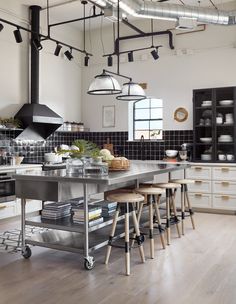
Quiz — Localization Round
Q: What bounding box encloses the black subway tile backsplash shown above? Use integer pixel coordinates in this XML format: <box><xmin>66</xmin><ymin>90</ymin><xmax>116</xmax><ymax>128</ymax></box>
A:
<box><xmin>0</xmin><ymin>129</ymin><xmax>193</xmax><ymax>164</ymax></box>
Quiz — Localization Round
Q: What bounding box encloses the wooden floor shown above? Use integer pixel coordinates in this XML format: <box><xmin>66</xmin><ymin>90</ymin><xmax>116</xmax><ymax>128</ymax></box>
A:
<box><xmin>0</xmin><ymin>212</ymin><xmax>236</xmax><ymax>304</ymax></box>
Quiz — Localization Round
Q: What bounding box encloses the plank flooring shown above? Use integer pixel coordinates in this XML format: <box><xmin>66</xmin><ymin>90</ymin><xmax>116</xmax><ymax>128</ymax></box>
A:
<box><xmin>0</xmin><ymin>213</ymin><xmax>236</xmax><ymax>304</ymax></box>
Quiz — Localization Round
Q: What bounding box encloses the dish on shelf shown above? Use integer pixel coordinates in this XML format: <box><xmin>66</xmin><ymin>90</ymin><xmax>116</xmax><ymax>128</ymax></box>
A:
<box><xmin>202</xmin><ymin>109</ymin><xmax>212</xmax><ymax>118</ymax></box>
<box><xmin>201</xmin><ymin>100</ymin><xmax>212</xmax><ymax>107</ymax></box>
<box><xmin>219</xmin><ymin>100</ymin><xmax>234</xmax><ymax>106</ymax></box>
<box><xmin>200</xmin><ymin>137</ymin><xmax>212</xmax><ymax>143</ymax></box>
<box><xmin>218</xmin><ymin>139</ymin><xmax>233</xmax><ymax>143</ymax></box>
<box><xmin>201</xmin><ymin>154</ymin><xmax>212</xmax><ymax>161</ymax></box>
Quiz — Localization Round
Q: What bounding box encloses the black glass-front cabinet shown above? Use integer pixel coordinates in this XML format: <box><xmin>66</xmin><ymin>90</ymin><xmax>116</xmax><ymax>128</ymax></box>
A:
<box><xmin>193</xmin><ymin>86</ymin><xmax>236</xmax><ymax>163</ymax></box>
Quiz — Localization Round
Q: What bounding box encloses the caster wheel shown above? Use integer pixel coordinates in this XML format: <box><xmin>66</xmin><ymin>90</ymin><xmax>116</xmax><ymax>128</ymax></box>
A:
<box><xmin>84</xmin><ymin>258</ymin><xmax>95</xmax><ymax>270</ymax></box>
<box><xmin>140</xmin><ymin>234</ymin><xmax>145</xmax><ymax>243</ymax></box>
<box><xmin>22</xmin><ymin>246</ymin><xmax>32</xmax><ymax>259</ymax></box>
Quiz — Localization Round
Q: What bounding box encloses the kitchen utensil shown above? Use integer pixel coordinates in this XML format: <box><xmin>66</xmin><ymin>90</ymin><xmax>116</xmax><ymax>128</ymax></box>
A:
<box><xmin>179</xmin><ymin>150</ymin><xmax>188</xmax><ymax>161</ymax></box>
<box><xmin>165</xmin><ymin>150</ymin><xmax>178</xmax><ymax>158</ymax></box>
<box><xmin>103</xmin><ymin>138</ymin><xmax>114</xmax><ymax>155</ymax></box>
<box><xmin>200</xmin><ymin>137</ymin><xmax>212</xmax><ymax>143</ymax></box>
<box><xmin>219</xmin><ymin>100</ymin><xmax>234</xmax><ymax>106</ymax></box>
<box><xmin>226</xmin><ymin>154</ymin><xmax>234</xmax><ymax>161</ymax></box>
<box><xmin>216</xmin><ymin>117</ymin><xmax>223</xmax><ymax>124</ymax></box>
<box><xmin>14</xmin><ymin>156</ymin><xmax>24</xmax><ymax>165</ymax></box>
<box><xmin>201</xmin><ymin>154</ymin><xmax>211</xmax><ymax>161</ymax></box>
<box><xmin>204</xmin><ymin>118</ymin><xmax>211</xmax><ymax>126</ymax></box>
<box><xmin>218</xmin><ymin>154</ymin><xmax>226</xmax><ymax>161</ymax></box>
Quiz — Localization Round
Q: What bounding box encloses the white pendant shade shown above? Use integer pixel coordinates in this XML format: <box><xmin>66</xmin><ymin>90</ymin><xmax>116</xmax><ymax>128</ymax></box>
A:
<box><xmin>87</xmin><ymin>71</ymin><xmax>122</xmax><ymax>95</ymax></box>
<box><xmin>116</xmin><ymin>81</ymin><xmax>146</xmax><ymax>101</ymax></box>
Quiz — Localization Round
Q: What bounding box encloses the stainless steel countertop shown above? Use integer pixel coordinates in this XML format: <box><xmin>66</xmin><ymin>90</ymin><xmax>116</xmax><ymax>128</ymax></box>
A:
<box><xmin>14</xmin><ymin>161</ymin><xmax>190</xmax><ymax>186</ymax></box>
<box><xmin>0</xmin><ymin>164</ymin><xmax>42</xmax><ymax>172</ymax></box>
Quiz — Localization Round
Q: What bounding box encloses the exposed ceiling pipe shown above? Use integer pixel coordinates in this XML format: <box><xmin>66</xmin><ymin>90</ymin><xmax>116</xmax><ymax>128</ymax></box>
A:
<box><xmin>100</xmin><ymin>0</ymin><xmax>236</xmax><ymax>26</ymax></box>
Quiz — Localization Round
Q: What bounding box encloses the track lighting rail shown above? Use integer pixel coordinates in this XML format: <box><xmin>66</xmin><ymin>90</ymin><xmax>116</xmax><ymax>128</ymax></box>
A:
<box><xmin>0</xmin><ymin>16</ymin><xmax>92</xmax><ymax>56</ymax></box>
<box><xmin>103</xmin><ymin>45</ymin><xmax>162</xmax><ymax>57</ymax></box>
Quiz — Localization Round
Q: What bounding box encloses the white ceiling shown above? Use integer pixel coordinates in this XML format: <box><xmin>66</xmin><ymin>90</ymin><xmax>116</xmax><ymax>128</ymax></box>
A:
<box><xmin>11</xmin><ymin>0</ymin><xmax>236</xmax><ymax>30</ymax></box>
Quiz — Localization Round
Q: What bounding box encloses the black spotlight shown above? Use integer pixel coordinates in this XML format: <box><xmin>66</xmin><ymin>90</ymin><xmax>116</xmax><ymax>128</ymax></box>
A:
<box><xmin>32</xmin><ymin>38</ymin><xmax>43</xmax><ymax>51</ymax></box>
<box><xmin>13</xmin><ymin>27</ymin><xmax>23</xmax><ymax>43</ymax></box>
<box><xmin>151</xmin><ymin>48</ymin><xmax>159</xmax><ymax>60</ymax></box>
<box><xmin>84</xmin><ymin>55</ymin><xmax>89</xmax><ymax>67</ymax></box>
<box><xmin>54</xmin><ymin>43</ymin><xmax>62</xmax><ymax>56</ymax></box>
<box><xmin>128</xmin><ymin>51</ymin><xmax>134</xmax><ymax>62</ymax></box>
<box><xmin>0</xmin><ymin>23</ymin><xmax>4</xmax><ymax>32</ymax></box>
<box><xmin>107</xmin><ymin>55</ymin><xmax>113</xmax><ymax>67</ymax></box>
<box><xmin>64</xmin><ymin>49</ymin><xmax>73</xmax><ymax>61</ymax></box>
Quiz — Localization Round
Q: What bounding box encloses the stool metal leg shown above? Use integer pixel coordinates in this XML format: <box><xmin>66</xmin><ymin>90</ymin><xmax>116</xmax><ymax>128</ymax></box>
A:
<box><xmin>105</xmin><ymin>205</ymin><xmax>120</xmax><ymax>265</ymax></box>
<box><xmin>148</xmin><ymin>196</ymin><xmax>154</xmax><ymax>259</ymax></box>
<box><xmin>153</xmin><ymin>195</ymin><xmax>166</xmax><ymax>249</ymax></box>
<box><xmin>185</xmin><ymin>185</ymin><xmax>195</xmax><ymax>230</ymax></box>
<box><xmin>125</xmin><ymin>203</ymin><xmax>130</xmax><ymax>276</ymax></box>
<box><xmin>170</xmin><ymin>190</ymin><xmax>181</xmax><ymax>238</ymax></box>
<box><xmin>131</xmin><ymin>201</ymin><xmax>144</xmax><ymax>247</ymax></box>
<box><xmin>166</xmin><ymin>189</ymin><xmax>170</xmax><ymax>245</ymax></box>
<box><xmin>131</xmin><ymin>203</ymin><xmax>145</xmax><ymax>263</ymax></box>
<box><xmin>181</xmin><ymin>184</ymin><xmax>185</xmax><ymax>235</ymax></box>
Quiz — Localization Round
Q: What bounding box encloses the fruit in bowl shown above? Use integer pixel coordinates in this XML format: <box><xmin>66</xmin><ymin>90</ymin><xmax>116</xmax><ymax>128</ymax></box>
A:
<box><xmin>165</xmin><ymin>150</ymin><xmax>178</xmax><ymax>158</ymax></box>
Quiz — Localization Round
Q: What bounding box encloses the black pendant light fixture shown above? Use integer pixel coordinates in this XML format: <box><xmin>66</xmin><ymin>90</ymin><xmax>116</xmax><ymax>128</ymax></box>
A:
<box><xmin>64</xmin><ymin>48</ymin><xmax>73</xmax><ymax>60</ymax></box>
<box><xmin>54</xmin><ymin>42</ymin><xmax>62</xmax><ymax>56</ymax></box>
<box><xmin>87</xmin><ymin>0</ymin><xmax>146</xmax><ymax>101</ymax></box>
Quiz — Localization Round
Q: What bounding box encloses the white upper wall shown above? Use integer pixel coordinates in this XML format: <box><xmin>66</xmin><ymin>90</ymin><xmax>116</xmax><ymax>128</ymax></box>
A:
<box><xmin>82</xmin><ymin>13</ymin><xmax>236</xmax><ymax>131</ymax></box>
<box><xmin>0</xmin><ymin>0</ymin><xmax>83</xmax><ymax>122</ymax></box>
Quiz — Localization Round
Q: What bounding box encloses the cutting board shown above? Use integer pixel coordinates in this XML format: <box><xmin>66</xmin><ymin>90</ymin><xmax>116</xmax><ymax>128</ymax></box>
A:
<box><xmin>103</xmin><ymin>138</ymin><xmax>114</xmax><ymax>155</ymax></box>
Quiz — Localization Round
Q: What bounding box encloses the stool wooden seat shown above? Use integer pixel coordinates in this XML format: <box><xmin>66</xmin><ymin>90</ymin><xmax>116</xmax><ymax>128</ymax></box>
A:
<box><xmin>135</xmin><ymin>187</ymin><xmax>166</xmax><ymax>258</ymax></box>
<box><xmin>153</xmin><ymin>183</ymin><xmax>181</xmax><ymax>245</ymax></box>
<box><xmin>105</xmin><ymin>192</ymin><xmax>145</xmax><ymax>276</ymax></box>
<box><xmin>170</xmin><ymin>179</ymin><xmax>195</xmax><ymax>235</ymax></box>
<box><xmin>170</xmin><ymin>179</ymin><xmax>194</xmax><ymax>185</ymax></box>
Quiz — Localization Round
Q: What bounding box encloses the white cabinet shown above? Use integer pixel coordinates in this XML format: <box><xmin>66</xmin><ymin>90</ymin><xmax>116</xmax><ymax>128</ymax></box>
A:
<box><xmin>188</xmin><ymin>164</ymin><xmax>236</xmax><ymax>212</ymax></box>
<box><xmin>0</xmin><ymin>165</ymin><xmax>42</xmax><ymax>220</ymax></box>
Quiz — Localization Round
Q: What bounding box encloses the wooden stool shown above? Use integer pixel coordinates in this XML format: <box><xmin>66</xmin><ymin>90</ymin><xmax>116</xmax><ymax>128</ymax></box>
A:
<box><xmin>104</xmin><ymin>192</ymin><xmax>145</xmax><ymax>276</ymax></box>
<box><xmin>170</xmin><ymin>179</ymin><xmax>195</xmax><ymax>235</ymax></box>
<box><xmin>153</xmin><ymin>183</ymin><xmax>181</xmax><ymax>245</ymax></box>
<box><xmin>135</xmin><ymin>187</ymin><xmax>166</xmax><ymax>259</ymax></box>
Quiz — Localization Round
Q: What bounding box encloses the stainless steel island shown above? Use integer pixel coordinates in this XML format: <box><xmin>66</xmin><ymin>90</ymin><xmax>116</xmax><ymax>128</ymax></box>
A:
<box><xmin>14</xmin><ymin>161</ymin><xmax>190</xmax><ymax>269</ymax></box>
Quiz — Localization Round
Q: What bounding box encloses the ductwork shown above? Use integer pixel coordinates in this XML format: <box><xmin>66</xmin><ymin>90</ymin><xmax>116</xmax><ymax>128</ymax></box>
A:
<box><xmin>101</xmin><ymin>0</ymin><xmax>236</xmax><ymax>26</ymax></box>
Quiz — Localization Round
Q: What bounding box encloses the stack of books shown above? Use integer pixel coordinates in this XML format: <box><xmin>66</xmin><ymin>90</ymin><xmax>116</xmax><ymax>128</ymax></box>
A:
<box><xmin>73</xmin><ymin>205</ymin><xmax>103</xmax><ymax>227</ymax></box>
<box><xmin>96</xmin><ymin>200</ymin><xmax>117</xmax><ymax>218</ymax></box>
<box><xmin>41</xmin><ymin>202</ymin><xmax>71</xmax><ymax>220</ymax></box>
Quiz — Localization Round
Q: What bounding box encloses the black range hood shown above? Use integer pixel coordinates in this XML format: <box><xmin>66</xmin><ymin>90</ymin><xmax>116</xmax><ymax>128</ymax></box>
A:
<box><xmin>15</xmin><ymin>6</ymin><xmax>63</xmax><ymax>141</ymax></box>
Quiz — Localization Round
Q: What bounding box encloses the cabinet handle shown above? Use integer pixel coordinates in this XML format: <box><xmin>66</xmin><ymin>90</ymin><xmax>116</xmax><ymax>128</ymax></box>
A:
<box><xmin>195</xmin><ymin>167</ymin><xmax>202</xmax><ymax>171</ymax></box>
<box><xmin>221</xmin><ymin>182</ymin><xmax>229</xmax><ymax>187</ymax></box>
<box><xmin>195</xmin><ymin>180</ymin><xmax>203</xmax><ymax>184</ymax></box>
<box><xmin>194</xmin><ymin>193</ymin><xmax>202</xmax><ymax>197</ymax></box>
<box><xmin>221</xmin><ymin>195</ymin><xmax>230</xmax><ymax>200</ymax></box>
<box><xmin>221</xmin><ymin>168</ymin><xmax>229</xmax><ymax>172</ymax></box>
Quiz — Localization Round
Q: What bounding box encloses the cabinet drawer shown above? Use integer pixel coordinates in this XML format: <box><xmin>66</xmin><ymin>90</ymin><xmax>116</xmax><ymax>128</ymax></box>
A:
<box><xmin>188</xmin><ymin>180</ymin><xmax>211</xmax><ymax>193</ymax></box>
<box><xmin>212</xmin><ymin>167</ymin><xmax>236</xmax><ymax>181</ymax></box>
<box><xmin>212</xmin><ymin>181</ymin><xmax>236</xmax><ymax>195</ymax></box>
<box><xmin>212</xmin><ymin>195</ymin><xmax>236</xmax><ymax>210</ymax></box>
<box><xmin>186</xmin><ymin>166</ymin><xmax>211</xmax><ymax>180</ymax></box>
<box><xmin>0</xmin><ymin>201</ymin><xmax>16</xmax><ymax>219</ymax></box>
<box><xmin>188</xmin><ymin>193</ymin><xmax>212</xmax><ymax>208</ymax></box>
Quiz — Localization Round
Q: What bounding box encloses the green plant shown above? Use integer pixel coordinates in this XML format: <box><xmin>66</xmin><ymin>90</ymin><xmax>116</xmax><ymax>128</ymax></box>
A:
<box><xmin>58</xmin><ymin>139</ymin><xmax>100</xmax><ymax>159</ymax></box>
<box><xmin>0</xmin><ymin>117</ymin><xmax>22</xmax><ymax>128</ymax></box>
<box><xmin>151</xmin><ymin>130</ymin><xmax>161</xmax><ymax>138</ymax></box>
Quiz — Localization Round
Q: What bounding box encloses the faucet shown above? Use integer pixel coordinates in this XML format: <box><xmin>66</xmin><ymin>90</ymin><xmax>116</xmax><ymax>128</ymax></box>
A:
<box><xmin>140</xmin><ymin>135</ymin><xmax>146</xmax><ymax>160</ymax></box>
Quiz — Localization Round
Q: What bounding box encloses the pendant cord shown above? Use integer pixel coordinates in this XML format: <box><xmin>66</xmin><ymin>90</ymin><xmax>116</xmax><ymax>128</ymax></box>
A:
<box><xmin>117</xmin><ymin>0</ymin><xmax>120</xmax><ymax>75</ymax></box>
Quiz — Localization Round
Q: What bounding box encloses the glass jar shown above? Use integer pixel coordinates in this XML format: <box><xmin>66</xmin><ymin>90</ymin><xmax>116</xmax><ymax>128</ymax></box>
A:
<box><xmin>66</xmin><ymin>158</ymin><xmax>83</xmax><ymax>175</ymax></box>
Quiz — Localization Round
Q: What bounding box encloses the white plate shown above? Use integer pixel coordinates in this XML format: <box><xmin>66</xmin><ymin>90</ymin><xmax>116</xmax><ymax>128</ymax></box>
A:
<box><xmin>200</xmin><ymin>137</ymin><xmax>212</xmax><ymax>143</ymax></box>
<box><xmin>218</xmin><ymin>139</ymin><xmax>233</xmax><ymax>143</ymax></box>
<box><xmin>219</xmin><ymin>100</ymin><xmax>234</xmax><ymax>106</ymax></box>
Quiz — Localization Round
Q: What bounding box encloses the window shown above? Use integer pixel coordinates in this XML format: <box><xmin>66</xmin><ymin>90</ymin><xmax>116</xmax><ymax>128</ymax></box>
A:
<box><xmin>128</xmin><ymin>98</ymin><xmax>163</xmax><ymax>141</ymax></box>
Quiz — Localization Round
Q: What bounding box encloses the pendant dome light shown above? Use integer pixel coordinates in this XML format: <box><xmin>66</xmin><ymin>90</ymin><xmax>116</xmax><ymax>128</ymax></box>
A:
<box><xmin>116</xmin><ymin>81</ymin><xmax>146</xmax><ymax>101</ymax></box>
<box><xmin>88</xmin><ymin>70</ymin><xmax>122</xmax><ymax>95</ymax></box>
